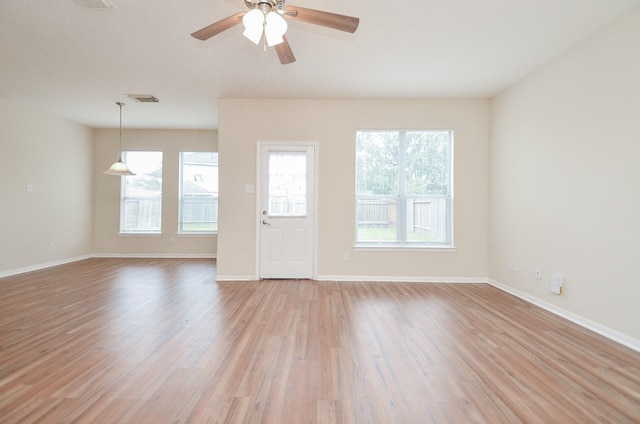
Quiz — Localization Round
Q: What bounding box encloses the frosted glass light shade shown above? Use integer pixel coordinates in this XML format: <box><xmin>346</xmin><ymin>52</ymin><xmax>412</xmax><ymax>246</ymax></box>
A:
<box><xmin>243</xmin><ymin>9</ymin><xmax>264</xmax><ymax>45</ymax></box>
<box><xmin>103</xmin><ymin>158</ymin><xmax>135</xmax><ymax>176</ymax></box>
<box><xmin>265</xmin><ymin>12</ymin><xmax>287</xmax><ymax>46</ymax></box>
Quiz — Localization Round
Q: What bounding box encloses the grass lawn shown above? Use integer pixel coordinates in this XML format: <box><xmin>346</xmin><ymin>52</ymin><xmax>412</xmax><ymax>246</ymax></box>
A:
<box><xmin>357</xmin><ymin>226</ymin><xmax>433</xmax><ymax>241</ymax></box>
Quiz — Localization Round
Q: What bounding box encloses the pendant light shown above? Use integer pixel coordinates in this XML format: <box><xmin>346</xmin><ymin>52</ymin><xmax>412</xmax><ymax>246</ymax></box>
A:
<box><xmin>103</xmin><ymin>102</ymin><xmax>135</xmax><ymax>176</ymax></box>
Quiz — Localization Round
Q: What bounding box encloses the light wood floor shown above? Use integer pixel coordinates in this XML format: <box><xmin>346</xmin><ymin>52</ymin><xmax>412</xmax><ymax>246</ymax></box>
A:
<box><xmin>0</xmin><ymin>259</ymin><xmax>638</xmax><ymax>423</ymax></box>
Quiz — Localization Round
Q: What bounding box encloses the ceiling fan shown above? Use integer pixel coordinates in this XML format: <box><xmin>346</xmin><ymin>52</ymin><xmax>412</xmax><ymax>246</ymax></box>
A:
<box><xmin>191</xmin><ymin>0</ymin><xmax>359</xmax><ymax>65</ymax></box>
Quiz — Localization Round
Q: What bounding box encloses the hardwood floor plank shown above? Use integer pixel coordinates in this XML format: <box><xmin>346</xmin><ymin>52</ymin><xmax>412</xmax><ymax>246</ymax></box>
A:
<box><xmin>0</xmin><ymin>258</ymin><xmax>639</xmax><ymax>423</ymax></box>
<box><xmin>317</xmin><ymin>399</ymin><xmax>355</xmax><ymax>424</ymax></box>
<box><xmin>81</xmin><ymin>398</ymin><xmax>143</xmax><ymax>424</ymax></box>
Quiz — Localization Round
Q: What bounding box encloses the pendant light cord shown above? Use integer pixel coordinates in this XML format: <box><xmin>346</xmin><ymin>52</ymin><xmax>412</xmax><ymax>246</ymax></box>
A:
<box><xmin>116</xmin><ymin>101</ymin><xmax>125</xmax><ymax>160</ymax></box>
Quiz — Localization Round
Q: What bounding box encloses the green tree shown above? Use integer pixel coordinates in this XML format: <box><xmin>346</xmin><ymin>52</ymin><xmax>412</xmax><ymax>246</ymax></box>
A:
<box><xmin>357</xmin><ymin>130</ymin><xmax>450</xmax><ymax>196</ymax></box>
<box><xmin>356</xmin><ymin>131</ymin><xmax>398</xmax><ymax>195</ymax></box>
<box><xmin>405</xmin><ymin>131</ymin><xmax>450</xmax><ymax>196</ymax></box>
<box><xmin>131</xmin><ymin>166</ymin><xmax>162</xmax><ymax>193</ymax></box>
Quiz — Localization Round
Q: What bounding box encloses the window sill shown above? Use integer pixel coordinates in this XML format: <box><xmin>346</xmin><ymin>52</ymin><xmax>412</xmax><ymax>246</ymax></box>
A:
<box><xmin>354</xmin><ymin>244</ymin><xmax>457</xmax><ymax>252</ymax></box>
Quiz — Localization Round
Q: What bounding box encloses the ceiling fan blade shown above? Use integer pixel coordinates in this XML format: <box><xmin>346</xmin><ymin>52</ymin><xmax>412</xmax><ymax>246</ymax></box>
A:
<box><xmin>275</xmin><ymin>36</ymin><xmax>296</xmax><ymax>64</ymax></box>
<box><xmin>284</xmin><ymin>6</ymin><xmax>359</xmax><ymax>33</ymax></box>
<box><xmin>278</xmin><ymin>9</ymin><xmax>298</xmax><ymax>17</ymax></box>
<box><xmin>191</xmin><ymin>12</ymin><xmax>245</xmax><ymax>40</ymax></box>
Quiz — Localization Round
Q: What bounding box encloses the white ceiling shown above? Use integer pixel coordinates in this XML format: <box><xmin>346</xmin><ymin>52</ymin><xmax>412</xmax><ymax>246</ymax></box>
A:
<box><xmin>1</xmin><ymin>0</ymin><xmax>638</xmax><ymax>130</ymax></box>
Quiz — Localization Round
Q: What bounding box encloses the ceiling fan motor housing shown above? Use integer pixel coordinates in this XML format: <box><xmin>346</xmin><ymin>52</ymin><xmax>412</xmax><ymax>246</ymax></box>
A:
<box><xmin>245</xmin><ymin>0</ymin><xmax>285</xmax><ymax>13</ymax></box>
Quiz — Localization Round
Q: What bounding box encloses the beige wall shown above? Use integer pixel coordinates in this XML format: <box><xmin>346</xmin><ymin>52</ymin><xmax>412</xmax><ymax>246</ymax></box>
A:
<box><xmin>489</xmin><ymin>8</ymin><xmax>640</xmax><ymax>342</ymax></box>
<box><xmin>217</xmin><ymin>99</ymin><xmax>489</xmax><ymax>280</ymax></box>
<box><xmin>0</xmin><ymin>97</ymin><xmax>93</xmax><ymax>275</ymax></box>
<box><xmin>93</xmin><ymin>128</ymin><xmax>218</xmax><ymax>257</ymax></box>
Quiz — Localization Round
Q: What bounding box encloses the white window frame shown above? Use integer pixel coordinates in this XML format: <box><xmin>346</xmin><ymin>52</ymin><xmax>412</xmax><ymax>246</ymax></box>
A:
<box><xmin>355</xmin><ymin>130</ymin><xmax>453</xmax><ymax>248</ymax></box>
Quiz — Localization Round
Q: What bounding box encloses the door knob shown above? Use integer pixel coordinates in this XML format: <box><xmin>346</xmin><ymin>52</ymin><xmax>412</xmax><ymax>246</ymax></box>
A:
<box><xmin>262</xmin><ymin>220</ymin><xmax>271</xmax><ymax>225</ymax></box>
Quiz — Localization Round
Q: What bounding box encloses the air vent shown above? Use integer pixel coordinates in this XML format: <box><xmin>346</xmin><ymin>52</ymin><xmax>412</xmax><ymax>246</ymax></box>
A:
<box><xmin>127</xmin><ymin>94</ymin><xmax>160</xmax><ymax>103</ymax></box>
<box><xmin>75</xmin><ymin>0</ymin><xmax>113</xmax><ymax>9</ymax></box>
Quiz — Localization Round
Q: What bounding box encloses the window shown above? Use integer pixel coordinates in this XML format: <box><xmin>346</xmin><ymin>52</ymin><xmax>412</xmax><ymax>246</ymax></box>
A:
<box><xmin>179</xmin><ymin>152</ymin><xmax>218</xmax><ymax>233</ymax></box>
<box><xmin>356</xmin><ymin>130</ymin><xmax>453</xmax><ymax>247</ymax></box>
<box><xmin>120</xmin><ymin>151</ymin><xmax>163</xmax><ymax>234</ymax></box>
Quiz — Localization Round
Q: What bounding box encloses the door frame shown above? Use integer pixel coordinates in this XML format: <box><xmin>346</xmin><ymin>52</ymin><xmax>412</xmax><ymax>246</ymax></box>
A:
<box><xmin>255</xmin><ymin>141</ymin><xmax>319</xmax><ymax>279</ymax></box>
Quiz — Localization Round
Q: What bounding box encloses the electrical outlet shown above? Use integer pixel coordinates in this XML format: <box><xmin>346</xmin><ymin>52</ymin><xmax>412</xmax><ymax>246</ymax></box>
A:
<box><xmin>509</xmin><ymin>259</ymin><xmax>516</xmax><ymax>272</ymax></box>
<box><xmin>535</xmin><ymin>266</ymin><xmax>542</xmax><ymax>279</ymax></box>
<box><xmin>343</xmin><ymin>252</ymin><xmax>350</xmax><ymax>260</ymax></box>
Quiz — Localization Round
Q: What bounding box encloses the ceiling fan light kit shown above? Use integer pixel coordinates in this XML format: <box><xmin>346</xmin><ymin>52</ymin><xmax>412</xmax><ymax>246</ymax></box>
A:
<box><xmin>191</xmin><ymin>0</ymin><xmax>359</xmax><ymax>64</ymax></box>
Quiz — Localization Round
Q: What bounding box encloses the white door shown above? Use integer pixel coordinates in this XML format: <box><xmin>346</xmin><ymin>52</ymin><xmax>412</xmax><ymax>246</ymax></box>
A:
<box><xmin>259</xmin><ymin>144</ymin><xmax>316</xmax><ymax>279</ymax></box>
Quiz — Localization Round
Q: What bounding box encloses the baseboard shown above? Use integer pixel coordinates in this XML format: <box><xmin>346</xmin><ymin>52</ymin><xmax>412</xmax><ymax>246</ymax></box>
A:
<box><xmin>316</xmin><ymin>275</ymin><xmax>487</xmax><ymax>283</ymax></box>
<box><xmin>215</xmin><ymin>275</ymin><xmax>258</xmax><ymax>281</ymax></box>
<box><xmin>0</xmin><ymin>255</ymin><xmax>92</xmax><ymax>279</ymax></box>
<box><xmin>216</xmin><ymin>275</ymin><xmax>487</xmax><ymax>283</ymax></box>
<box><xmin>488</xmin><ymin>279</ymin><xmax>640</xmax><ymax>353</ymax></box>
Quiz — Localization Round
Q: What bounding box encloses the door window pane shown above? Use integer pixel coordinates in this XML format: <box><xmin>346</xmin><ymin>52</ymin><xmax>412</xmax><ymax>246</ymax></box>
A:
<box><xmin>268</xmin><ymin>152</ymin><xmax>307</xmax><ymax>216</ymax></box>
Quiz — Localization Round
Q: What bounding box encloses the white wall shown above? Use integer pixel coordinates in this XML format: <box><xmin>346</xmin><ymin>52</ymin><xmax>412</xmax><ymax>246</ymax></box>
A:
<box><xmin>93</xmin><ymin>128</ymin><xmax>218</xmax><ymax>257</ymax></box>
<box><xmin>489</xmin><ymin>8</ymin><xmax>640</xmax><ymax>342</ymax></box>
<box><xmin>217</xmin><ymin>99</ymin><xmax>489</xmax><ymax>280</ymax></box>
<box><xmin>0</xmin><ymin>97</ymin><xmax>93</xmax><ymax>275</ymax></box>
